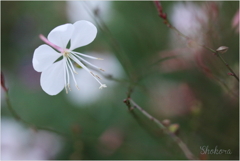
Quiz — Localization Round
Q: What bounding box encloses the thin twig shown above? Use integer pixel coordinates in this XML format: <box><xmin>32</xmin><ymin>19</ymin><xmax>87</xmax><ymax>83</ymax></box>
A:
<box><xmin>216</xmin><ymin>53</ymin><xmax>239</xmax><ymax>81</ymax></box>
<box><xmin>154</xmin><ymin>1</ymin><xmax>239</xmax><ymax>82</ymax></box>
<box><xmin>125</xmin><ymin>98</ymin><xmax>197</xmax><ymax>160</ymax></box>
<box><xmin>4</xmin><ymin>91</ymin><xmax>70</xmax><ymax>139</ymax></box>
<box><xmin>81</xmin><ymin>2</ymin><xmax>136</xmax><ymax>82</ymax></box>
<box><xmin>97</xmin><ymin>15</ymin><xmax>135</xmax><ymax>77</ymax></box>
<box><xmin>5</xmin><ymin>93</ymin><xmax>21</xmax><ymax>121</ymax></box>
<box><xmin>201</xmin><ymin>45</ymin><xmax>239</xmax><ymax>81</ymax></box>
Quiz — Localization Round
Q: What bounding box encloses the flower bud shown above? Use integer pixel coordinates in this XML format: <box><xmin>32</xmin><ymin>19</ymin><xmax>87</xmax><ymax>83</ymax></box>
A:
<box><xmin>168</xmin><ymin>123</ymin><xmax>180</xmax><ymax>135</ymax></box>
<box><xmin>162</xmin><ymin>119</ymin><xmax>171</xmax><ymax>127</ymax></box>
<box><xmin>216</xmin><ymin>46</ymin><xmax>229</xmax><ymax>54</ymax></box>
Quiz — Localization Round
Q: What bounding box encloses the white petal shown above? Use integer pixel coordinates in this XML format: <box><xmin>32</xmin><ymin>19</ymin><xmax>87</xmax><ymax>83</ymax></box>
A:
<box><xmin>32</xmin><ymin>44</ymin><xmax>61</xmax><ymax>72</ymax></box>
<box><xmin>70</xmin><ymin>20</ymin><xmax>97</xmax><ymax>50</ymax></box>
<box><xmin>40</xmin><ymin>60</ymin><xmax>65</xmax><ymax>95</ymax></box>
<box><xmin>48</xmin><ymin>23</ymin><xmax>74</xmax><ymax>49</ymax></box>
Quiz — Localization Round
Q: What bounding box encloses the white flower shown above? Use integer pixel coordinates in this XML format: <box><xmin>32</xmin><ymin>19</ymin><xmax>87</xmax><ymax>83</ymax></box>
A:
<box><xmin>32</xmin><ymin>20</ymin><xmax>107</xmax><ymax>96</ymax></box>
<box><xmin>66</xmin><ymin>52</ymin><xmax>125</xmax><ymax>106</ymax></box>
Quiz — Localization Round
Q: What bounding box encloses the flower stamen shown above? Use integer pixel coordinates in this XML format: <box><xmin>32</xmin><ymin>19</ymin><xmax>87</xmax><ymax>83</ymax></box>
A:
<box><xmin>66</xmin><ymin>58</ymin><xmax>79</xmax><ymax>90</ymax></box>
<box><xmin>95</xmin><ymin>75</ymin><xmax>101</xmax><ymax>80</ymax></box>
<box><xmin>65</xmin><ymin>86</ymin><xmax>68</xmax><ymax>94</ymax></box>
<box><xmin>66</xmin><ymin>56</ymin><xmax>78</xmax><ymax>74</ymax></box>
<box><xmin>69</xmin><ymin>54</ymin><xmax>107</xmax><ymax>89</ymax></box>
<box><xmin>90</xmin><ymin>71</ymin><xmax>101</xmax><ymax>79</ymax></box>
<box><xmin>63</xmin><ymin>58</ymin><xmax>68</xmax><ymax>94</ymax></box>
<box><xmin>71</xmin><ymin>52</ymin><xmax>105</xmax><ymax>72</ymax></box>
<box><xmin>68</xmin><ymin>84</ymin><xmax>71</xmax><ymax>91</ymax></box>
<box><xmin>99</xmin><ymin>84</ymin><xmax>107</xmax><ymax>89</ymax></box>
<box><xmin>64</xmin><ymin>58</ymin><xmax>71</xmax><ymax>93</ymax></box>
<box><xmin>72</xmin><ymin>51</ymin><xmax>103</xmax><ymax>60</ymax></box>
<box><xmin>75</xmin><ymin>85</ymin><xmax>80</xmax><ymax>90</ymax></box>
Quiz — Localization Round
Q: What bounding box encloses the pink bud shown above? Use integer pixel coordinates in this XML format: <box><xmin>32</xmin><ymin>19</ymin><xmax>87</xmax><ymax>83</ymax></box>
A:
<box><xmin>216</xmin><ymin>46</ymin><xmax>229</xmax><ymax>53</ymax></box>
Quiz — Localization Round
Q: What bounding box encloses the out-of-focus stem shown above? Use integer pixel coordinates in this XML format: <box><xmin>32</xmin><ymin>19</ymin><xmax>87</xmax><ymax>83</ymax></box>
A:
<box><xmin>216</xmin><ymin>54</ymin><xmax>239</xmax><ymax>81</ymax></box>
<box><xmin>201</xmin><ymin>45</ymin><xmax>239</xmax><ymax>81</ymax></box>
<box><xmin>5</xmin><ymin>93</ymin><xmax>21</xmax><ymax>121</ymax></box>
<box><xmin>126</xmin><ymin>98</ymin><xmax>198</xmax><ymax>160</ymax></box>
<box><xmin>165</xmin><ymin>20</ymin><xmax>189</xmax><ymax>40</ymax></box>
<box><xmin>81</xmin><ymin>2</ymin><xmax>135</xmax><ymax>82</ymax></box>
<box><xmin>4</xmin><ymin>90</ymin><xmax>70</xmax><ymax>138</ymax></box>
<box><xmin>154</xmin><ymin>1</ymin><xmax>239</xmax><ymax>82</ymax></box>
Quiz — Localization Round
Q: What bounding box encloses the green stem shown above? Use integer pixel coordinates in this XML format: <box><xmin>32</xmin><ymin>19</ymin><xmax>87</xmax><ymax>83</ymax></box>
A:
<box><xmin>5</xmin><ymin>93</ymin><xmax>21</xmax><ymax>120</ymax></box>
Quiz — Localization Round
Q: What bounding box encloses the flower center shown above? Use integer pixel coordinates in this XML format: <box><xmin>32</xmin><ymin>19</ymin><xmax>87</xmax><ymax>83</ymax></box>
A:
<box><xmin>63</xmin><ymin>51</ymin><xmax>69</xmax><ymax>57</ymax></box>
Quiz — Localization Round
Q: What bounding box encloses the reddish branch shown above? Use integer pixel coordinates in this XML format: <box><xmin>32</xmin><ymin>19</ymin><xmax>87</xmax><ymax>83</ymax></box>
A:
<box><xmin>153</xmin><ymin>1</ymin><xmax>239</xmax><ymax>82</ymax></box>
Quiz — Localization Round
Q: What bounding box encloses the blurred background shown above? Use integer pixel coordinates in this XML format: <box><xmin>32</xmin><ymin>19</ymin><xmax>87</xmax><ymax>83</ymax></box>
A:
<box><xmin>1</xmin><ymin>1</ymin><xmax>239</xmax><ymax>160</ymax></box>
